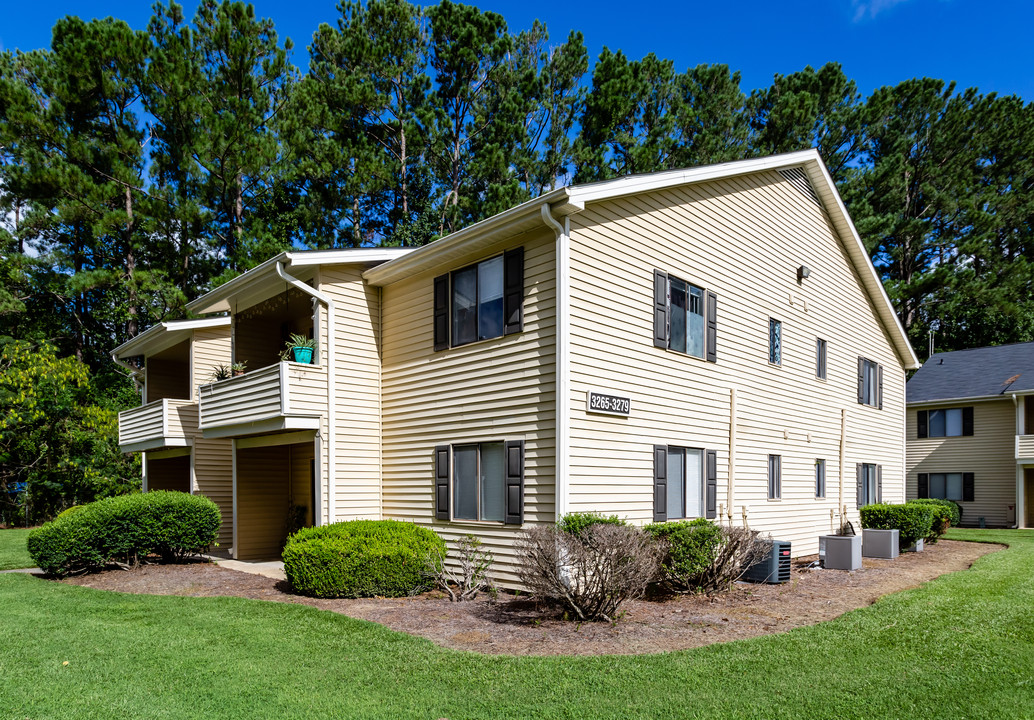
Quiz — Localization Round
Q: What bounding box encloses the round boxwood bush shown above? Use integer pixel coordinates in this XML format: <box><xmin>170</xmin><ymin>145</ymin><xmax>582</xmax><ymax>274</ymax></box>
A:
<box><xmin>860</xmin><ymin>503</ymin><xmax>934</xmax><ymax>550</ymax></box>
<box><xmin>645</xmin><ymin>519</ymin><xmax>723</xmax><ymax>593</ymax></box>
<box><xmin>908</xmin><ymin>498</ymin><xmax>961</xmax><ymax>540</ymax></box>
<box><xmin>283</xmin><ymin>520</ymin><xmax>445</xmax><ymax>598</ymax></box>
<box><xmin>27</xmin><ymin>491</ymin><xmax>220</xmax><ymax>577</ymax></box>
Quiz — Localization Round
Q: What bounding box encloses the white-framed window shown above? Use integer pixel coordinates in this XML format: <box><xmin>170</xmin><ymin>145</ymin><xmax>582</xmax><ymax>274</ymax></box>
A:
<box><xmin>929</xmin><ymin>472</ymin><xmax>964</xmax><ymax>501</ymax></box>
<box><xmin>665</xmin><ymin>446</ymin><xmax>704</xmax><ymax>519</ymax></box>
<box><xmin>452</xmin><ymin>442</ymin><xmax>506</xmax><ymax>521</ymax></box>
<box><xmin>816</xmin><ymin>338</ymin><xmax>827</xmax><ymax>380</ymax></box>
<box><xmin>769</xmin><ymin>319</ymin><xmax>782</xmax><ymax>365</ymax></box>
<box><xmin>451</xmin><ymin>256</ymin><xmax>504</xmax><ymax>346</ymax></box>
<box><xmin>917</xmin><ymin>407</ymin><xmax>973</xmax><ymax>438</ymax></box>
<box><xmin>858</xmin><ymin>357</ymin><xmax>881</xmax><ymax>407</ymax></box>
<box><xmin>859</xmin><ymin>463</ymin><xmax>878</xmax><ymax>506</ymax></box>
<box><xmin>768</xmin><ymin>454</ymin><xmax>782</xmax><ymax>499</ymax></box>
<box><xmin>815</xmin><ymin>459</ymin><xmax>826</xmax><ymax>498</ymax></box>
<box><xmin>668</xmin><ymin>276</ymin><xmax>706</xmax><ymax>358</ymax></box>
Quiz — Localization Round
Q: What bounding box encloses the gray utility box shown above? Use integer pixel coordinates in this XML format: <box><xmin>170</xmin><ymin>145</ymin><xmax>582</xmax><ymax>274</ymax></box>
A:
<box><xmin>742</xmin><ymin>540</ymin><xmax>792</xmax><ymax>584</ymax></box>
<box><xmin>903</xmin><ymin>538</ymin><xmax>925</xmax><ymax>553</ymax></box>
<box><xmin>819</xmin><ymin>534</ymin><xmax>862</xmax><ymax>571</ymax></box>
<box><xmin>862</xmin><ymin>529</ymin><xmax>899</xmax><ymax>559</ymax></box>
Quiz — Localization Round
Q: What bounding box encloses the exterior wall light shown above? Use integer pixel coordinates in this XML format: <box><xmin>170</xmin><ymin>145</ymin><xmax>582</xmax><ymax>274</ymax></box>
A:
<box><xmin>797</xmin><ymin>265</ymin><xmax>811</xmax><ymax>283</ymax></box>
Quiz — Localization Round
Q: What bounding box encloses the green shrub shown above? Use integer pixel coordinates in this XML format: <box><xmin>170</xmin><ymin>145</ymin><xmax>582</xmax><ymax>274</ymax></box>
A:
<box><xmin>557</xmin><ymin>512</ymin><xmax>627</xmax><ymax>538</ymax></box>
<box><xmin>27</xmin><ymin>491</ymin><xmax>220</xmax><ymax>576</ymax></box>
<box><xmin>860</xmin><ymin>503</ymin><xmax>934</xmax><ymax>550</ymax></box>
<box><xmin>283</xmin><ymin>520</ymin><xmax>445</xmax><ymax>598</ymax></box>
<box><xmin>908</xmin><ymin>499</ymin><xmax>961</xmax><ymax>541</ymax></box>
<box><xmin>645</xmin><ymin>519</ymin><xmax>723</xmax><ymax>592</ymax></box>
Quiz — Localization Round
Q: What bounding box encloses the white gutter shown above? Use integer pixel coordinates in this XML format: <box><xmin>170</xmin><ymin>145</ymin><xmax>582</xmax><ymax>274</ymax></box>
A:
<box><xmin>541</xmin><ymin>204</ymin><xmax>570</xmax><ymax>521</ymax></box>
<box><xmin>112</xmin><ymin>352</ymin><xmax>144</xmax><ymax>394</ymax></box>
<box><xmin>275</xmin><ymin>261</ymin><xmax>336</xmax><ymax>525</ymax></box>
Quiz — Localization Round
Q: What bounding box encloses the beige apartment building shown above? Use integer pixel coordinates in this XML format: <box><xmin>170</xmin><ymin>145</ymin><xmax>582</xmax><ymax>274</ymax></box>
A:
<box><xmin>906</xmin><ymin>342</ymin><xmax>1034</xmax><ymax>529</ymax></box>
<box><xmin>114</xmin><ymin>149</ymin><xmax>920</xmax><ymax>584</ymax></box>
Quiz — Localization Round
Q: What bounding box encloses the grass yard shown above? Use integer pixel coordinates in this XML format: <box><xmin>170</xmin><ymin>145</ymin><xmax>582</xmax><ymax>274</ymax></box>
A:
<box><xmin>0</xmin><ymin>529</ymin><xmax>1031</xmax><ymax>719</ymax></box>
<box><xmin>0</xmin><ymin>528</ymin><xmax>34</xmax><ymax>570</ymax></box>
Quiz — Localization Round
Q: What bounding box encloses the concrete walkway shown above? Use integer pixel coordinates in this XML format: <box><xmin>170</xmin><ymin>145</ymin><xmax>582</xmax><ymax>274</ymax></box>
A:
<box><xmin>209</xmin><ymin>558</ymin><xmax>286</xmax><ymax>581</ymax></box>
<box><xmin>0</xmin><ymin>567</ymin><xmax>40</xmax><ymax>574</ymax></box>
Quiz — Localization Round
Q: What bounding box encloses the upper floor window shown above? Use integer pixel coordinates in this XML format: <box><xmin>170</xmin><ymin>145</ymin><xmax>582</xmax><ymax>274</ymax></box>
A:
<box><xmin>768</xmin><ymin>454</ymin><xmax>782</xmax><ymax>499</ymax></box>
<box><xmin>652</xmin><ymin>270</ymin><xmax>717</xmax><ymax>362</ymax></box>
<box><xmin>918</xmin><ymin>471</ymin><xmax>974</xmax><ymax>502</ymax></box>
<box><xmin>858</xmin><ymin>357</ymin><xmax>882</xmax><ymax>408</ymax></box>
<box><xmin>816</xmin><ymin>338</ymin><xmax>827</xmax><ymax>379</ymax></box>
<box><xmin>434</xmin><ymin>248</ymin><xmax>523</xmax><ymax>351</ymax></box>
<box><xmin>769</xmin><ymin>319</ymin><xmax>782</xmax><ymax>365</ymax></box>
<box><xmin>815</xmin><ymin>458</ymin><xmax>826</xmax><ymax>498</ymax></box>
<box><xmin>857</xmin><ymin>463</ymin><xmax>881</xmax><ymax>507</ymax></box>
<box><xmin>916</xmin><ymin>407</ymin><xmax>974</xmax><ymax>438</ymax></box>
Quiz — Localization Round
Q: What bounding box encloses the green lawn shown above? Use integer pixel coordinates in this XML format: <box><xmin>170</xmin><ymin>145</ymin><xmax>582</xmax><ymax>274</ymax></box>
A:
<box><xmin>0</xmin><ymin>529</ymin><xmax>1031</xmax><ymax>719</ymax></box>
<box><xmin>0</xmin><ymin>527</ymin><xmax>34</xmax><ymax>570</ymax></box>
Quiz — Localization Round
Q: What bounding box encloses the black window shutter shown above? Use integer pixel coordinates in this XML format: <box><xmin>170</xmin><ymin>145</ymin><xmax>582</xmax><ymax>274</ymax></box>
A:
<box><xmin>876</xmin><ymin>465</ymin><xmax>883</xmax><ymax>504</ymax></box>
<box><xmin>504</xmin><ymin>440</ymin><xmax>525</xmax><ymax>525</ymax></box>
<box><xmin>963</xmin><ymin>472</ymin><xmax>975</xmax><ymax>502</ymax></box>
<box><xmin>917</xmin><ymin>410</ymin><xmax>928</xmax><ymax>438</ymax></box>
<box><xmin>503</xmin><ymin>247</ymin><xmax>524</xmax><ymax>335</ymax></box>
<box><xmin>434</xmin><ymin>445</ymin><xmax>450</xmax><ymax>520</ymax></box>
<box><xmin>705</xmin><ymin>449</ymin><xmax>717</xmax><ymax>519</ymax></box>
<box><xmin>962</xmin><ymin>407</ymin><xmax>974</xmax><ymax>436</ymax></box>
<box><xmin>653</xmin><ymin>445</ymin><xmax>668</xmax><ymax>522</ymax></box>
<box><xmin>877</xmin><ymin>364</ymin><xmax>884</xmax><ymax>409</ymax></box>
<box><xmin>706</xmin><ymin>290</ymin><xmax>718</xmax><ymax>363</ymax></box>
<box><xmin>653</xmin><ymin>270</ymin><xmax>668</xmax><ymax>348</ymax></box>
<box><xmin>857</xmin><ymin>357</ymin><xmax>865</xmax><ymax>403</ymax></box>
<box><xmin>856</xmin><ymin>463</ymin><xmax>863</xmax><ymax>508</ymax></box>
<box><xmin>433</xmin><ymin>275</ymin><xmax>449</xmax><ymax>351</ymax></box>
<box><xmin>917</xmin><ymin>473</ymin><xmax>929</xmax><ymax>498</ymax></box>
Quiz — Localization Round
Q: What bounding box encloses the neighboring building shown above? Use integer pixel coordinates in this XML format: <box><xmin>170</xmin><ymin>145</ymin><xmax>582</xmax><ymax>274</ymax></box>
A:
<box><xmin>114</xmin><ymin>149</ymin><xmax>919</xmax><ymax>584</ymax></box>
<box><xmin>906</xmin><ymin>342</ymin><xmax>1034</xmax><ymax>528</ymax></box>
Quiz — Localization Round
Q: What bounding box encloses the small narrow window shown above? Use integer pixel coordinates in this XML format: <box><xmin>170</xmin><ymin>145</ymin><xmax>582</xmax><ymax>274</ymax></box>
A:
<box><xmin>768</xmin><ymin>454</ymin><xmax>782</xmax><ymax>499</ymax></box>
<box><xmin>451</xmin><ymin>267</ymin><xmax>478</xmax><ymax>346</ymax></box>
<box><xmin>859</xmin><ymin>357</ymin><xmax>881</xmax><ymax>407</ymax></box>
<box><xmin>816</xmin><ymin>338</ymin><xmax>827</xmax><ymax>380</ymax></box>
<box><xmin>769</xmin><ymin>319</ymin><xmax>782</xmax><ymax>365</ymax></box>
<box><xmin>815</xmin><ymin>459</ymin><xmax>826</xmax><ymax>498</ymax></box>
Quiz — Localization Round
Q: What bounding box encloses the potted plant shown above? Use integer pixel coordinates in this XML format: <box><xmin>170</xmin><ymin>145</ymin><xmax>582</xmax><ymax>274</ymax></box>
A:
<box><xmin>231</xmin><ymin>361</ymin><xmax>247</xmax><ymax>377</ymax></box>
<box><xmin>211</xmin><ymin>364</ymin><xmax>232</xmax><ymax>381</ymax></box>
<box><xmin>282</xmin><ymin>334</ymin><xmax>318</xmax><ymax>364</ymax></box>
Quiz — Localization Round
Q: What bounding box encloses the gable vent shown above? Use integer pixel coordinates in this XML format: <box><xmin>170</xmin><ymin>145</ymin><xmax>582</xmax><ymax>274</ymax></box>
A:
<box><xmin>778</xmin><ymin>167</ymin><xmax>821</xmax><ymax>206</ymax></box>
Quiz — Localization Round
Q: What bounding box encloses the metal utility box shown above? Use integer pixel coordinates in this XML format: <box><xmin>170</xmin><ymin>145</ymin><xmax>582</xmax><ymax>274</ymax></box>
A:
<box><xmin>862</xmin><ymin>529</ymin><xmax>899</xmax><ymax>559</ymax></box>
<box><xmin>819</xmin><ymin>534</ymin><xmax>862</xmax><ymax>570</ymax></box>
<box><xmin>742</xmin><ymin>540</ymin><xmax>791</xmax><ymax>584</ymax></box>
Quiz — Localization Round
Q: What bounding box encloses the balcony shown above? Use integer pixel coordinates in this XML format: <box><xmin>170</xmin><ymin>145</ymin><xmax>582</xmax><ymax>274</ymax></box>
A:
<box><xmin>198</xmin><ymin>362</ymin><xmax>326</xmax><ymax>438</ymax></box>
<box><xmin>1016</xmin><ymin>434</ymin><xmax>1034</xmax><ymax>461</ymax></box>
<box><xmin>119</xmin><ymin>399</ymin><xmax>198</xmax><ymax>453</ymax></box>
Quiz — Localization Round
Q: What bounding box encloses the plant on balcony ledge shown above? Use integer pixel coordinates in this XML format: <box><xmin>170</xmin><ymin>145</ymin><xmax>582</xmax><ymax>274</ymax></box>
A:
<box><xmin>211</xmin><ymin>361</ymin><xmax>247</xmax><ymax>381</ymax></box>
<box><xmin>231</xmin><ymin>361</ymin><xmax>247</xmax><ymax>377</ymax></box>
<box><xmin>281</xmin><ymin>334</ymin><xmax>318</xmax><ymax>364</ymax></box>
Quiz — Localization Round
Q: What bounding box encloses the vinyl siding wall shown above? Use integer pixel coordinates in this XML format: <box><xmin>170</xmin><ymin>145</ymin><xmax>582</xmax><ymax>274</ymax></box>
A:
<box><xmin>566</xmin><ymin>170</ymin><xmax>907</xmax><ymax>556</ymax></box>
<box><xmin>380</xmin><ymin>228</ymin><xmax>556</xmax><ymax>586</ymax></box>
<box><xmin>191</xmin><ymin>327</ymin><xmax>234</xmax><ymax>547</ymax></box>
<box><xmin>317</xmin><ymin>264</ymin><xmax>383</xmax><ymax>523</ymax></box>
<box><xmin>235</xmin><ymin>446</ymin><xmax>290</xmax><ymax>560</ymax></box>
<box><xmin>906</xmin><ymin>399</ymin><xmax>1017</xmax><ymax>527</ymax></box>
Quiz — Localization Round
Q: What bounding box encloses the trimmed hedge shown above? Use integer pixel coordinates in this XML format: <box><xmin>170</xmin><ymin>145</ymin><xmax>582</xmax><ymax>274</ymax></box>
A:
<box><xmin>27</xmin><ymin>491</ymin><xmax>220</xmax><ymax>577</ymax></box>
<box><xmin>645</xmin><ymin>519</ymin><xmax>723</xmax><ymax>593</ymax></box>
<box><xmin>283</xmin><ymin>520</ymin><xmax>445</xmax><ymax>598</ymax></box>
<box><xmin>557</xmin><ymin>512</ymin><xmax>627</xmax><ymax>539</ymax></box>
<box><xmin>860</xmin><ymin>503</ymin><xmax>934</xmax><ymax>550</ymax></box>
<box><xmin>908</xmin><ymin>498</ymin><xmax>961</xmax><ymax>540</ymax></box>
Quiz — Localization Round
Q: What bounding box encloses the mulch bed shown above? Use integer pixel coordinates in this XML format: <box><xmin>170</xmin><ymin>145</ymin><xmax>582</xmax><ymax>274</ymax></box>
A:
<box><xmin>60</xmin><ymin>539</ymin><xmax>999</xmax><ymax>656</ymax></box>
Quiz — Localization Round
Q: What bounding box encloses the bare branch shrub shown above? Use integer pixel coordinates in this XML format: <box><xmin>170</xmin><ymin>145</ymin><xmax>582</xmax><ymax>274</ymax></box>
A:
<box><xmin>428</xmin><ymin>534</ymin><xmax>494</xmax><ymax>601</ymax></box>
<box><xmin>516</xmin><ymin>523</ymin><xmax>662</xmax><ymax>622</ymax></box>
<box><xmin>696</xmin><ymin>526</ymin><xmax>770</xmax><ymax>593</ymax></box>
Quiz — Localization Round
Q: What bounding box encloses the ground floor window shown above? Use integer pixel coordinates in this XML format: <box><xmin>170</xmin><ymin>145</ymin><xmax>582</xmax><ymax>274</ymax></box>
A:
<box><xmin>859</xmin><ymin>463</ymin><xmax>879</xmax><ymax>506</ymax></box>
<box><xmin>815</xmin><ymin>459</ymin><xmax>826</xmax><ymax>498</ymax></box>
<box><xmin>666</xmin><ymin>447</ymin><xmax>703</xmax><ymax>519</ymax></box>
<box><xmin>929</xmin><ymin>472</ymin><xmax>963</xmax><ymax>501</ymax></box>
<box><xmin>768</xmin><ymin>455</ymin><xmax>782</xmax><ymax>499</ymax></box>
<box><xmin>452</xmin><ymin>442</ymin><xmax>505</xmax><ymax>521</ymax></box>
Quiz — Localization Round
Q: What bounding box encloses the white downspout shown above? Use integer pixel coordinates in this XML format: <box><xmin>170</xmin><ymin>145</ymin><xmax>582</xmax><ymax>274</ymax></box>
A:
<box><xmin>728</xmin><ymin>388</ymin><xmax>737</xmax><ymax>525</ymax></box>
<box><xmin>542</xmin><ymin>204</ymin><xmax>570</xmax><ymax>521</ymax></box>
<box><xmin>276</xmin><ymin>261</ymin><xmax>336</xmax><ymax>525</ymax></box>
<box><xmin>112</xmin><ymin>353</ymin><xmax>144</xmax><ymax>395</ymax></box>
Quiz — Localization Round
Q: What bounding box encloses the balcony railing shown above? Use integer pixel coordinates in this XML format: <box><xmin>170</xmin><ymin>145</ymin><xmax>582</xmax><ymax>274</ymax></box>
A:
<box><xmin>198</xmin><ymin>362</ymin><xmax>326</xmax><ymax>438</ymax></box>
<box><xmin>118</xmin><ymin>398</ymin><xmax>198</xmax><ymax>452</ymax></box>
<box><xmin>1016</xmin><ymin>434</ymin><xmax>1034</xmax><ymax>460</ymax></box>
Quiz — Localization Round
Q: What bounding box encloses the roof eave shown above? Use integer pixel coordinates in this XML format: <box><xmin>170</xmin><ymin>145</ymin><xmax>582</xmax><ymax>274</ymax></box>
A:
<box><xmin>111</xmin><ymin>316</ymin><xmax>231</xmax><ymax>359</ymax></box>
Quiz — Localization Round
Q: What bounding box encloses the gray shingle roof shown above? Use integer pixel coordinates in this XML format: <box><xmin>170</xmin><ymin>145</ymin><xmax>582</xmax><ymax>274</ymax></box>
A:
<box><xmin>907</xmin><ymin>342</ymin><xmax>1034</xmax><ymax>404</ymax></box>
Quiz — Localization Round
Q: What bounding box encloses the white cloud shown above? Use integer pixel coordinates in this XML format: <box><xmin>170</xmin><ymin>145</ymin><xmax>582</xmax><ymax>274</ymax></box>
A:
<box><xmin>852</xmin><ymin>0</ymin><xmax>912</xmax><ymax>21</ymax></box>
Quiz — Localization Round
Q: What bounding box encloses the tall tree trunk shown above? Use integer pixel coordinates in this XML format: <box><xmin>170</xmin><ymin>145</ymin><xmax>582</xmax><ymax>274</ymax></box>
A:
<box><xmin>125</xmin><ymin>187</ymin><xmax>138</xmax><ymax>338</ymax></box>
<box><xmin>234</xmin><ymin>172</ymin><xmax>244</xmax><ymax>270</ymax></box>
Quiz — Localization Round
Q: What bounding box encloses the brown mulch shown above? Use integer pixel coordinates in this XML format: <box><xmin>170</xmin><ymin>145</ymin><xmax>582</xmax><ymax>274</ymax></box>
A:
<box><xmin>60</xmin><ymin>539</ymin><xmax>998</xmax><ymax>656</ymax></box>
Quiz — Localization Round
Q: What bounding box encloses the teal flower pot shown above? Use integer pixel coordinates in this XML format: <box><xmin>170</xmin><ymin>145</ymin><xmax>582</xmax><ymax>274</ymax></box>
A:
<box><xmin>292</xmin><ymin>346</ymin><xmax>314</xmax><ymax>364</ymax></box>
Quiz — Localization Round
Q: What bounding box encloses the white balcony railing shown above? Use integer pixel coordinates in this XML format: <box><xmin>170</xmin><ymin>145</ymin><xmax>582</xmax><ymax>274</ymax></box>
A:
<box><xmin>118</xmin><ymin>398</ymin><xmax>198</xmax><ymax>452</ymax></box>
<box><xmin>198</xmin><ymin>362</ymin><xmax>326</xmax><ymax>437</ymax></box>
<box><xmin>1016</xmin><ymin>434</ymin><xmax>1034</xmax><ymax>460</ymax></box>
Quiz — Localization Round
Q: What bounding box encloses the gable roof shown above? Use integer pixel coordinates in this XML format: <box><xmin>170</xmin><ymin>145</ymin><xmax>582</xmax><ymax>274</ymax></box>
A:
<box><xmin>907</xmin><ymin>342</ymin><xmax>1034</xmax><ymax>404</ymax></box>
<box><xmin>362</xmin><ymin>148</ymin><xmax>920</xmax><ymax>370</ymax></box>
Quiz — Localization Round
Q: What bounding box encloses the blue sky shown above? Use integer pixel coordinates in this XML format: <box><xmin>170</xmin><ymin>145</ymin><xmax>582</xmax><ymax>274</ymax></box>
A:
<box><xmin>1</xmin><ymin>0</ymin><xmax>1031</xmax><ymax>100</ymax></box>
